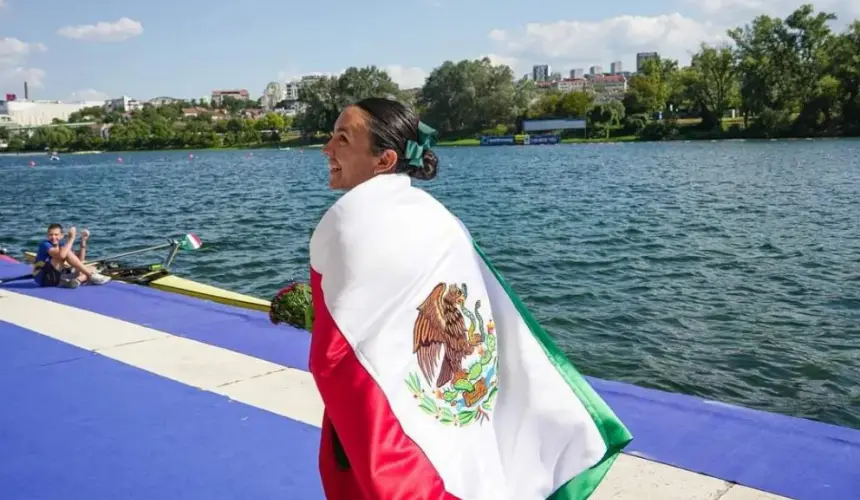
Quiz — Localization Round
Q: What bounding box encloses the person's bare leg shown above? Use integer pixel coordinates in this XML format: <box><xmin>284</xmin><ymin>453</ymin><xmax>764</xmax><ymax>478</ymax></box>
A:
<box><xmin>54</xmin><ymin>252</ymin><xmax>93</xmax><ymax>279</ymax></box>
<box><xmin>75</xmin><ymin>265</ymin><xmax>99</xmax><ymax>284</ymax></box>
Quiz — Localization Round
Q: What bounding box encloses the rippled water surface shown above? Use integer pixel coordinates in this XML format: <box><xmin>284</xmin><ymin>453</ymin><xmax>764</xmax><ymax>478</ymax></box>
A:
<box><xmin>2</xmin><ymin>140</ymin><xmax>859</xmax><ymax>428</ymax></box>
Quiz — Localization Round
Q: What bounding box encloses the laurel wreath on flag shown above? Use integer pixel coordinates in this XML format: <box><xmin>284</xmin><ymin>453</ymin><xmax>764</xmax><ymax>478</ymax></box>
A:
<box><xmin>269</xmin><ymin>281</ymin><xmax>313</xmax><ymax>330</ymax></box>
<box><xmin>405</xmin><ymin>330</ymin><xmax>499</xmax><ymax>427</ymax></box>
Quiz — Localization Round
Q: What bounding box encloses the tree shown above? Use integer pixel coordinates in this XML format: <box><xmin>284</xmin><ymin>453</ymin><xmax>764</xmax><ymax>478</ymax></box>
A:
<box><xmin>626</xmin><ymin>57</ymin><xmax>679</xmax><ymax>116</ymax></box>
<box><xmin>587</xmin><ymin>103</ymin><xmax>623</xmax><ymax>138</ymax></box>
<box><xmin>729</xmin><ymin>4</ymin><xmax>837</xmax><ymax>131</ymax></box>
<box><xmin>685</xmin><ymin>43</ymin><xmax>739</xmax><ymax>129</ymax></box>
<box><xmin>294</xmin><ymin>66</ymin><xmax>401</xmax><ymax>137</ymax></box>
<box><xmin>420</xmin><ymin>57</ymin><xmax>520</xmax><ymax>135</ymax></box>
<box><xmin>830</xmin><ymin>21</ymin><xmax>860</xmax><ymax>131</ymax></box>
<box><xmin>528</xmin><ymin>91</ymin><xmax>593</xmax><ymax>119</ymax></box>
<box><xmin>7</xmin><ymin>136</ymin><xmax>24</xmax><ymax>152</ymax></box>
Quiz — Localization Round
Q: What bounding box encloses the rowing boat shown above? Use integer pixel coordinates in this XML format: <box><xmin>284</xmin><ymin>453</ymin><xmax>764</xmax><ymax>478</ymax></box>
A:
<box><xmin>16</xmin><ymin>235</ymin><xmax>271</xmax><ymax>313</ymax></box>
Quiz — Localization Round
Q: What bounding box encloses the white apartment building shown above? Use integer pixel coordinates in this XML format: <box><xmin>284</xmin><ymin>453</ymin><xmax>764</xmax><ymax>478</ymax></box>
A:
<box><xmin>590</xmin><ymin>74</ymin><xmax>628</xmax><ymax>98</ymax></box>
<box><xmin>148</xmin><ymin>96</ymin><xmax>180</xmax><ymax>106</ymax></box>
<box><xmin>211</xmin><ymin>89</ymin><xmax>250</xmax><ymax>106</ymax></box>
<box><xmin>105</xmin><ymin>96</ymin><xmax>143</xmax><ymax>113</ymax></box>
<box><xmin>552</xmin><ymin>79</ymin><xmax>590</xmax><ymax>93</ymax></box>
<box><xmin>544</xmin><ymin>74</ymin><xmax>628</xmax><ymax>100</ymax></box>
<box><xmin>261</xmin><ymin>82</ymin><xmax>286</xmax><ymax>111</ymax></box>
<box><xmin>0</xmin><ymin>100</ymin><xmax>107</xmax><ymax>127</ymax></box>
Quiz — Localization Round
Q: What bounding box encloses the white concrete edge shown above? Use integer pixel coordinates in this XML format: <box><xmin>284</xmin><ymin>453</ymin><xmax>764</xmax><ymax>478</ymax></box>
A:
<box><xmin>0</xmin><ymin>290</ymin><xmax>789</xmax><ymax>500</ymax></box>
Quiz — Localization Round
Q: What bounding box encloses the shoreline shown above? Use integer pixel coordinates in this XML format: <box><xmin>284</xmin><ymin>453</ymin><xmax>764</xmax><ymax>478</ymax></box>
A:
<box><xmin>4</xmin><ymin>134</ymin><xmax>857</xmax><ymax>156</ymax></box>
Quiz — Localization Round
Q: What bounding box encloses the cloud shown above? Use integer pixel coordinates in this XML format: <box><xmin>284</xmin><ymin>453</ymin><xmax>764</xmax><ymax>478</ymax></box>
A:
<box><xmin>486</xmin><ymin>0</ymin><xmax>860</xmax><ymax>77</ymax></box>
<box><xmin>481</xmin><ymin>53</ymin><xmax>520</xmax><ymax>70</ymax></box>
<box><xmin>0</xmin><ymin>37</ymin><xmax>46</xmax><ymax>64</ymax></box>
<box><xmin>57</xmin><ymin>17</ymin><xmax>143</xmax><ymax>42</ymax></box>
<box><xmin>0</xmin><ymin>37</ymin><xmax>47</xmax><ymax>90</ymax></box>
<box><xmin>1</xmin><ymin>67</ymin><xmax>46</xmax><ymax>89</ymax></box>
<box><xmin>70</xmin><ymin>89</ymin><xmax>110</xmax><ymax>101</ymax></box>
<box><xmin>488</xmin><ymin>13</ymin><xmax>728</xmax><ymax>73</ymax></box>
<box><xmin>384</xmin><ymin>65</ymin><xmax>428</xmax><ymax>89</ymax></box>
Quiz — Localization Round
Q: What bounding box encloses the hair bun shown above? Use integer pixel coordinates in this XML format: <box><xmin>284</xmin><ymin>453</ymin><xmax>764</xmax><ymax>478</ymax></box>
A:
<box><xmin>408</xmin><ymin>148</ymin><xmax>438</xmax><ymax>181</ymax></box>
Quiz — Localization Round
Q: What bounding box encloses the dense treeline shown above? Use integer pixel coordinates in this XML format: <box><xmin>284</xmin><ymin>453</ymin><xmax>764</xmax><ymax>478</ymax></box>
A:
<box><xmin>4</xmin><ymin>4</ymin><xmax>857</xmax><ymax>153</ymax></box>
<box><xmin>1</xmin><ymin>98</ymin><xmax>292</xmax><ymax>152</ymax></box>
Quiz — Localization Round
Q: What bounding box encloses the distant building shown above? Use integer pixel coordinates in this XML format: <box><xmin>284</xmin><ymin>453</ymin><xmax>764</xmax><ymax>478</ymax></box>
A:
<box><xmin>532</xmin><ymin>64</ymin><xmax>550</xmax><ymax>82</ymax></box>
<box><xmin>636</xmin><ymin>52</ymin><xmax>660</xmax><ymax>72</ymax></box>
<box><xmin>279</xmin><ymin>76</ymin><xmax>328</xmax><ymax>116</ymax></box>
<box><xmin>261</xmin><ymin>82</ymin><xmax>286</xmax><ymax>112</ymax></box>
<box><xmin>589</xmin><ymin>65</ymin><xmax>603</xmax><ymax>76</ymax></box>
<box><xmin>105</xmin><ymin>96</ymin><xmax>143</xmax><ymax>113</ymax></box>
<box><xmin>590</xmin><ymin>74</ymin><xmax>628</xmax><ymax>101</ymax></box>
<box><xmin>148</xmin><ymin>96</ymin><xmax>180</xmax><ymax>107</ymax></box>
<box><xmin>552</xmin><ymin>79</ymin><xmax>589</xmax><ymax>93</ymax></box>
<box><xmin>211</xmin><ymin>89</ymin><xmax>250</xmax><ymax>106</ymax></box>
<box><xmin>549</xmin><ymin>72</ymin><xmax>562</xmax><ymax>81</ymax></box>
<box><xmin>539</xmin><ymin>74</ymin><xmax>627</xmax><ymax>100</ymax></box>
<box><xmin>284</xmin><ymin>81</ymin><xmax>300</xmax><ymax>101</ymax></box>
<box><xmin>570</xmin><ymin>68</ymin><xmax>584</xmax><ymax>79</ymax></box>
<box><xmin>182</xmin><ymin>107</ymin><xmax>228</xmax><ymax>121</ymax></box>
<box><xmin>610</xmin><ymin>61</ymin><xmax>623</xmax><ymax>74</ymax></box>
<box><xmin>0</xmin><ymin>99</ymin><xmax>107</xmax><ymax>127</ymax></box>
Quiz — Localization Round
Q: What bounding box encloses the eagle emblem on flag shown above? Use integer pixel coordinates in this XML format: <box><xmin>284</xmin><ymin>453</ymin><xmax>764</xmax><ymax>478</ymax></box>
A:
<box><xmin>405</xmin><ymin>282</ymin><xmax>499</xmax><ymax>427</ymax></box>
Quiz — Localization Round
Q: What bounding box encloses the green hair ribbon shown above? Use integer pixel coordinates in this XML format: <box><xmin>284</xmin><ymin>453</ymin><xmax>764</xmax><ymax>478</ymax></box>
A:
<box><xmin>404</xmin><ymin>121</ymin><xmax>438</xmax><ymax>168</ymax></box>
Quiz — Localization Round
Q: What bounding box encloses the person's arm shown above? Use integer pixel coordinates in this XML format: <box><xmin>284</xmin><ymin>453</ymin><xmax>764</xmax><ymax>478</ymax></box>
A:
<box><xmin>77</xmin><ymin>229</ymin><xmax>89</xmax><ymax>261</ymax></box>
<box><xmin>48</xmin><ymin>227</ymin><xmax>76</xmax><ymax>260</ymax></box>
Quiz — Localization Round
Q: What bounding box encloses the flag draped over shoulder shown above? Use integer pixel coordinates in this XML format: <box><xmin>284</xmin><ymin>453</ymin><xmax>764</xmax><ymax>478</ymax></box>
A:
<box><xmin>309</xmin><ymin>173</ymin><xmax>632</xmax><ymax>500</ymax></box>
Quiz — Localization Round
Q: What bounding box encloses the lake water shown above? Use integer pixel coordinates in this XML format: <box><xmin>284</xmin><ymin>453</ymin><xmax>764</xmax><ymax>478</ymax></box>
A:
<box><xmin>2</xmin><ymin>139</ymin><xmax>859</xmax><ymax>429</ymax></box>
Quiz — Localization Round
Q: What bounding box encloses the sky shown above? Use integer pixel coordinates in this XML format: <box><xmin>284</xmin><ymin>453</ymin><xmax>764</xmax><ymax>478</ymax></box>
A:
<box><xmin>0</xmin><ymin>0</ymin><xmax>858</xmax><ymax>102</ymax></box>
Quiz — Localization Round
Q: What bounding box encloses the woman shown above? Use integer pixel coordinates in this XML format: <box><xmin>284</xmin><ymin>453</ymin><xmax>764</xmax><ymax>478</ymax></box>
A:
<box><xmin>308</xmin><ymin>98</ymin><xmax>631</xmax><ymax>500</ymax></box>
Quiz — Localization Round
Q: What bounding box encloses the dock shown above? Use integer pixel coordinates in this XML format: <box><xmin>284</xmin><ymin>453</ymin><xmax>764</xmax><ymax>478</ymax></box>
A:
<box><xmin>1</xmin><ymin>258</ymin><xmax>857</xmax><ymax>499</ymax></box>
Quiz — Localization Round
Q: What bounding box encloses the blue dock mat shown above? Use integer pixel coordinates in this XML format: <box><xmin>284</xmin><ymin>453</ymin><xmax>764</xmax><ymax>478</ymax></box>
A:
<box><xmin>590</xmin><ymin>377</ymin><xmax>860</xmax><ymax>500</ymax></box>
<box><xmin>0</xmin><ymin>320</ymin><xmax>323</xmax><ymax>500</ymax></box>
<box><xmin>0</xmin><ymin>260</ymin><xmax>310</xmax><ymax>371</ymax></box>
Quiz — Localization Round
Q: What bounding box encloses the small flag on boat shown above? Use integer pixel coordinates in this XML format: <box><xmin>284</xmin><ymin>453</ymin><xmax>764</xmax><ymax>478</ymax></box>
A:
<box><xmin>308</xmin><ymin>174</ymin><xmax>632</xmax><ymax>500</ymax></box>
<box><xmin>179</xmin><ymin>233</ymin><xmax>202</xmax><ymax>251</ymax></box>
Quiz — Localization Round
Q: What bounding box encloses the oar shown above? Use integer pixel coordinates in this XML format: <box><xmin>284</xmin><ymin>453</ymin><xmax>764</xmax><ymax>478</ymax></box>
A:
<box><xmin>84</xmin><ymin>233</ymin><xmax>203</xmax><ymax>266</ymax></box>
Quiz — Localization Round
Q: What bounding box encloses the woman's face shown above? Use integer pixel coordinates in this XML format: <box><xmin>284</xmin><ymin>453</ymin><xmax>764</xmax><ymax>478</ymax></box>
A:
<box><xmin>322</xmin><ymin>106</ymin><xmax>396</xmax><ymax>190</ymax></box>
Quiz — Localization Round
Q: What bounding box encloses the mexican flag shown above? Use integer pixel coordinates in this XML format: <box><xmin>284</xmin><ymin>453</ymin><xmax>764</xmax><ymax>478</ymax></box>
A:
<box><xmin>308</xmin><ymin>174</ymin><xmax>632</xmax><ymax>500</ymax></box>
<box><xmin>179</xmin><ymin>233</ymin><xmax>202</xmax><ymax>251</ymax></box>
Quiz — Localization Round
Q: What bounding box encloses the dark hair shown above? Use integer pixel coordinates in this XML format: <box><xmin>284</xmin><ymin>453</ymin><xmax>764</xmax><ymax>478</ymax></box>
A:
<box><xmin>353</xmin><ymin>97</ymin><xmax>438</xmax><ymax>181</ymax></box>
<box><xmin>47</xmin><ymin>223</ymin><xmax>63</xmax><ymax>232</ymax></box>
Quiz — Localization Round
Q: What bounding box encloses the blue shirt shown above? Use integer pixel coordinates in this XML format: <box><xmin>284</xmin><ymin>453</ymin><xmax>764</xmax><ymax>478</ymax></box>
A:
<box><xmin>33</xmin><ymin>239</ymin><xmax>64</xmax><ymax>284</ymax></box>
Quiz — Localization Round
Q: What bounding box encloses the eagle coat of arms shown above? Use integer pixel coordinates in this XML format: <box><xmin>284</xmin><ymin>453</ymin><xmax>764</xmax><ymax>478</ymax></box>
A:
<box><xmin>405</xmin><ymin>282</ymin><xmax>499</xmax><ymax>427</ymax></box>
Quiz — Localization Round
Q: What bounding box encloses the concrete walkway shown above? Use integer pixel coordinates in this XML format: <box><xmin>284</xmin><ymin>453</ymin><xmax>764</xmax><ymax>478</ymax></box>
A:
<box><xmin>1</xmin><ymin>280</ymin><xmax>855</xmax><ymax>499</ymax></box>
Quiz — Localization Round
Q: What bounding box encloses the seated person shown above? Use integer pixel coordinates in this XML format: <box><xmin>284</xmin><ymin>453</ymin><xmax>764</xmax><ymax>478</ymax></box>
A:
<box><xmin>33</xmin><ymin>223</ymin><xmax>111</xmax><ymax>288</ymax></box>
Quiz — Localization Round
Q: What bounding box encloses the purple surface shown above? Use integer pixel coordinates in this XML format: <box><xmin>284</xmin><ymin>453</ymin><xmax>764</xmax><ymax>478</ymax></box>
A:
<box><xmin>0</xmin><ymin>320</ymin><xmax>323</xmax><ymax>500</ymax></box>
<box><xmin>3</xmin><ymin>260</ymin><xmax>859</xmax><ymax>499</ymax></box>
<box><xmin>589</xmin><ymin>377</ymin><xmax>860</xmax><ymax>499</ymax></box>
<box><xmin>0</xmin><ymin>260</ymin><xmax>310</xmax><ymax>371</ymax></box>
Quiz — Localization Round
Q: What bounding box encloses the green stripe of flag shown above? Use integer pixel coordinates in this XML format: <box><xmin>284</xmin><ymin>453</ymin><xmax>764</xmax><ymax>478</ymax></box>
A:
<box><xmin>474</xmin><ymin>243</ymin><xmax>634</xmax><ymax>500</ymax></box>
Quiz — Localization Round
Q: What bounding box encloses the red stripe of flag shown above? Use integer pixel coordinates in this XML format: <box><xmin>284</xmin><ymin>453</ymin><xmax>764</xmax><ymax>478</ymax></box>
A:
<box><xmin>310</xmin><ymin>268</ymin><xmax>460</xmax><ymax>500</ymax></box>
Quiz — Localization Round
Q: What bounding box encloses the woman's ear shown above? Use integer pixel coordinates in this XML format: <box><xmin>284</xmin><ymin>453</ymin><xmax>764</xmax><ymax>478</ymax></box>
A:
<box><xmin>374</xmin><ymin>149</ymin><xmax>399</xmax><ymax>174</ymax></box>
